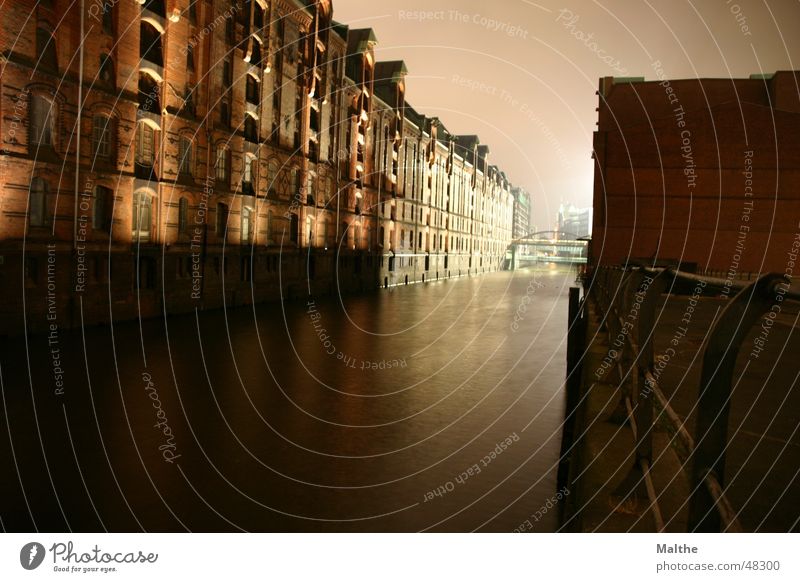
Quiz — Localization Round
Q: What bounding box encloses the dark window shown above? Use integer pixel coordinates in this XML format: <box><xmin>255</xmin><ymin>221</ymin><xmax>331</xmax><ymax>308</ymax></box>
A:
<box><xmin>188</xmin><ymin>0</ymin><xmax>197</xmax><ymax>24</ymax></box>
<box><xmin>142</xmin><ymin>0</ymin><xmax>165</xmax><ymax>17</ymax></box>
<box><xmin>226</xmin><ymin>16</ymin><xmax>235</xmax><ymax>44</ymax></box>
<box><xmin>136</xmin><ymin>256</ymin><xmax>157</xmax><ymax>290</ymax></box>
<box><xmin>93</xmin><ymin>186</ymin><xmax>113</xmax><ymax>232</ymax></box>
<box><xmin>140</xmin><ymin>22</ymin><xmax>163</xmax><ymax>66</ymax></box>
<box><xmin>246</xmin><ymin>75</ymin><xmax>259</xmax><ymax>104</ymax></box>
<box><xmin>222</xmin><ymin>59</ymin><xmax>232</xmax><ymax>88</ymax></box>
<box><xmin>290</xmin><ymin>213</ymin><xmax>299</xmax><ymax>244</ymax></box>
<box><xmin>186</xmin><ymin>45</ymin><xmax>194</xmax><ymax>71</ymax></box>
<box><xmin>249</xmin><ymin>38</ymin><xmax>262</xmax><ymax>67</ymax></box>
<box><xmin>99</xmin><ymin>53</ymin><xmax>114</xmax><ymax>86</ymax></box>
<box><xmin>178</xmin><ymin>197</ymin><xmax>188</xmax><ymax>235</ymax></box>
<box><xmin>220</xmin><ymin>100</ymin><xmax>230</xmax><ymax>126</ymax></box>
<box><xmin>216</xmin><ymin>203</ymin><xmax>229</xmax><ymax>238</ymax></box>
<box><xmin>29</xmin><ymin>178</ymin><xmax>48</xmax><ymax>227</ymax></box>
<box><xmin>253</xmin><ymin>3</ymin><xmax>264</xmax><ymax>30</ymax></box>
<box><xmin>244</xmin><ymin>115</ymin><xmax>258</xmax><ymax>142</ymax></box>
<box><xmin>184</xmin><ymin>85</ymin><xmax>196</xmax><ymax>116</ymax></box>
<box><xmin>37</xmin><ymin>27</ymin><xmax>58</xmax><ymax>71</ymax></box>
<box><xmin>102</xmin><ymin>6</ymin><xmax>113</xmax><ymax>35</ymax></box>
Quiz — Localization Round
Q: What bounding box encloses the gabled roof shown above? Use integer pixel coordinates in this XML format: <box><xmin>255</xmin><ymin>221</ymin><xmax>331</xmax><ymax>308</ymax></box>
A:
<box><xmin>347</xmin><ymin>28</ymin><xmax>378</xmax><ymax>54</ymax></box>
<box><xmin>374</xmin><ymin>61</ymin><xmax>408</xmax><ymax>85</ymax></box>
<box><xmin>331</xmin><ymin>20</ymin><xmax>349</xmax><ymax>42</ymax></box>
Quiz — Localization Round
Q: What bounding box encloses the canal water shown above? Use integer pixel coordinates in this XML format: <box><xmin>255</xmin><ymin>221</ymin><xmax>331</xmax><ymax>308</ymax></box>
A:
<box><xmin>0</xmin><ymin>266</ymin><xmax>576</xmax><ymax>532</ymax></box>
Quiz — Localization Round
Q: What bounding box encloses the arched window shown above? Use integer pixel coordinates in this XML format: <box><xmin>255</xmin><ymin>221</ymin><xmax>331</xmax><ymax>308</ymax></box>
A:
<box><xmin>138</xmin><ymin>72</ymin><xmax>160</xmax><ymax>112</ymax></box>
<box><xmin>242</xmin><ymin>154</ymin><xmax>256</xmax><ymax>194</ymax></box>
<box><xmin>178</xmin><ymin>136</ymin><xmax>193</xmax><ymax>175</ymax></box>
<box><xmin>140</xmin><ymin>21</ymin><xmax>163</xmax><ymax>67</ymax></box>
<box><xmin>244</xmin><ymin>114</ymin><xmax>258</xmax><ymax>142</ymax></box>
<box><xmin>93</xmin><ymin>186</ymin><xmax>113</xmax><ymax>232</ymax></box>
<box><xmin>178</xmin><ymin>197</ymin><xmax>189</xmax><ymax>235</ymax></box>
<box><xmin>241</xmin><ymin>206</ymin><xmax>253</xmax><ymax>244</ymax></box>
<box><xmin>132</xmin><ymin>191</ymin><xmax>152</xmax><ymax>242</ymax></box>
<box><xmin>30</xmin><ymin>95</ymin><xmax>54</xmax><ymax>148</ymax></box>
<box><xmin>29</xmin><ymin>178</ymin><xmax>48</xmax><ymax>227</ymax></box>
<box><xmin>215</xmin><ymin>145</ymin><xmax>229</xmax><ymax>183</ymax></box>
<box><xmin>249</xmin><ymin>38</ymin><xmax>262</xmax><ymax>68</ymax></box>
<box><xmin>37</xmin><ymin>26</ymin><xmax>58</xmax><ymax>71</ymax></box>
<box><xmin>92</xmin><ymin>115</ymin><xmax>113</xmax><ymax>160</ymax></box>
<box><xmin>266</xmin><ymin>210</ymin><xmax>273</xmax><ymax>244</ymax></box>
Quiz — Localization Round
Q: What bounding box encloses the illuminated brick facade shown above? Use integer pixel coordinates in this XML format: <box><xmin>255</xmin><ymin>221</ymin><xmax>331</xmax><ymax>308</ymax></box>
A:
<box><xmin>0</xmin><ymin>0</ymin><xmax>515</xmax><ymax>333</ymax></box>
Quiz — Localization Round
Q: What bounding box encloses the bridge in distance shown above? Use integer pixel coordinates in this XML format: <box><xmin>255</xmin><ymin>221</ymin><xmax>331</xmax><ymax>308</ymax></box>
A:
<box><xmin>505</xmin><ymin>231</ymin><xmax>589</xmax><ymax>270</ymax></box>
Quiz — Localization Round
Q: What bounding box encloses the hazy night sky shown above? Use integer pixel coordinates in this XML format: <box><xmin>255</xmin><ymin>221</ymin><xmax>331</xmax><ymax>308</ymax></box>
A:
<box><xmin>333</xmin><ymin>0</ymin><xmax>800</xmax><ymax>230</ymax></box>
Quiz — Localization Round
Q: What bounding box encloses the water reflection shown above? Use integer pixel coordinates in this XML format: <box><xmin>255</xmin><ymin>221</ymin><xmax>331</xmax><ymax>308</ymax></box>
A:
<box><xmin>0</xmin><ymin>266</ymin><xmax>576</xmax><ymax>532</ymax></box>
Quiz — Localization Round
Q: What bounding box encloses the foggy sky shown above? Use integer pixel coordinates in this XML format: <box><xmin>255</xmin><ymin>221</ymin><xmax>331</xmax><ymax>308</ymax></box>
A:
<box><xmin>333</xmin><ymin>0</ymin><xmax>800</xmax><ymax>230</ymax></box>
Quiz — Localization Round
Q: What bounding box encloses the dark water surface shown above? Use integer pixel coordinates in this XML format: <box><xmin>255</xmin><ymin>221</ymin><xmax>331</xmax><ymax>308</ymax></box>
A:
<box><xmin>0</xmin><ymin>267</ymin><xmax>575</xmax><ymax>532</ymax></box>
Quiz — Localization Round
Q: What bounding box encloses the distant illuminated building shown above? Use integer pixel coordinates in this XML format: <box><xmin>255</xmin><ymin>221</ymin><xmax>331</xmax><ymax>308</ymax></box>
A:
<box><xmin>558</xmin><ymin>203</ymin><xmax>592</xmax><ymax>239</ymax></box>
<box><xmin>511</xmin><ymin>187</ymin><xmax>531</xmax><ymax>239</ymax></box>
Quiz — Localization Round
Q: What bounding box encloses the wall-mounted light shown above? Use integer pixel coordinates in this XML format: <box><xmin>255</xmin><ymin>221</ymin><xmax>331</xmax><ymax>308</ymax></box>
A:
<box><xmin>170</xmin><ymin>8</ymin><xmax>181</xmax><ymax>22</ymax></box>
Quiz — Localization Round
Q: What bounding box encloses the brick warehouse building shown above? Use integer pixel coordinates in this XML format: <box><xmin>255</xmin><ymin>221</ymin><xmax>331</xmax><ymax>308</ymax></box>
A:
<box><xmin>0</xmin><ymin>0</ymin><xmax>515</xmax><ymax>334</ymax></box>
<box><xmin>590</xmin><ymin>71</ymin><xmax>800</xmax><ymax>275</ymax></box>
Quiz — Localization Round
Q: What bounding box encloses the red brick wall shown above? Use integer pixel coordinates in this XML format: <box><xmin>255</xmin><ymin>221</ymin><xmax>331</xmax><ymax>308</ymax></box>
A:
<box><xmin>592</xmin><ymin>74</ymin><xmax>800</xmax><ymax>274</ymax></box>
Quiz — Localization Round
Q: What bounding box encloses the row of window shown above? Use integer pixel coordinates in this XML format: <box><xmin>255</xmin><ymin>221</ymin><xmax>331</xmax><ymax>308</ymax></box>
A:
<box><xmin>26</xmin><ymin>178</ymin><xmax>294</xmax><ymax>246</ymax></box>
